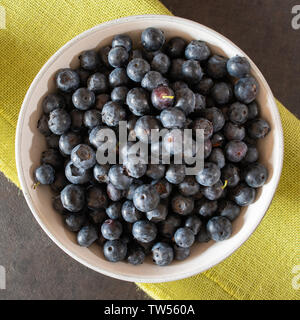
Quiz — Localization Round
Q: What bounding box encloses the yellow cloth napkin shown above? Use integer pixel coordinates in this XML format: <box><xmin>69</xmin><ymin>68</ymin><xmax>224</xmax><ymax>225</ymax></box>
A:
<box><xmin>0</xmin><ymin>0</ymin><xmax>299</xmax><ymax>300</ymax></box>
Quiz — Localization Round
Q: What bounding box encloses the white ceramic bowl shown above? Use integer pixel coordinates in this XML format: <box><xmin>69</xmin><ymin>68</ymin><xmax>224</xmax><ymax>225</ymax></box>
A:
<box><xmin>15</xmin><ymin>15</ymin><xmax>284</xmax><ymax>283</ymax></box>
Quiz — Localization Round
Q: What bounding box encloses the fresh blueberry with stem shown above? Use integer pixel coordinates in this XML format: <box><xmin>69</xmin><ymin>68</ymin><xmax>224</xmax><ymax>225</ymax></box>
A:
<box><xmin>132</xmin><ymin>220</ymin><xmax>157</xmax><ymax>243</ymax></box>
<box><xmin>60</xmin><ymin>184</ymin><xmax>85</xmax><ymax>212</ymax></box>
<box><xmin>56</xmin><ymin>68</ymin><xmax>80</xmax><ymax>93</ymax></box>
<box><xmin>151</xmin><ymin>242</ymin><xmax>174</xmax><ymax>266</ymax></box>
<box><xmin>141</xmin><ymin>27</ymin><xmax>165</xmax><ymax>52</ymax></box>
<box><xmin>48</xmin><ymin>108</ymin><xmax>71</xmax><ymax>135</ymax></box>
<box><xmin>87</xmin><ymin>73</ymin><xmax>108</xmax><ymax>94</ymax></box>
<box><xmin>151</xmin><ymin>85</ymin><xmax>175</xmax><ymax>110</ymax></box>
<box><xmin>133</xmin><ymin>184</ymin><xmax>160</xmax><ymax>212</ymax></box>
<box><xmin>207</xmin><ymin>216</ymin><xmax>232</xmax><ymax>241</ymax></box>
<box><xmin>35</xmin><ymin>164</ymin><xmax>55</xmax><ymax>185</ymax></box>
<box><xmin>221</xmin><ymin>164</ymin><xmax>240</xmax><ymax>188</ymax></box>
<box><xmin>71</xmin><ymin>144</ymin><xmax>96</xmax><ymax>170</ymax></box>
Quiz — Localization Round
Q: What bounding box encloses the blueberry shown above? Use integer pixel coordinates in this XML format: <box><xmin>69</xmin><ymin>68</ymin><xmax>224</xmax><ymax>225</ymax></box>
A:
<box><xmin>93</xmin><ymin>164</ymin><xmax>110</xmax><ymax>183</ymax></box>
<box><xmin>243</xmin><ymin>162</ymin><xmax>268</xmax><ymax>188</ymax></box>
<box><xmin>202</xmin><ymin>180</ymin><xmax>224</xmax><ymax>200</ymax></box>
<box><xmin>48</xmin><ymin>109</ymin><xmax>71</xmax><ymax>135</ymax></box>
<box><xmin>196</xmin><ymin>199</ymin><xmax>218</xmax><ymax>218</ymax></box>
<box><xmin>65</xmin><ymin>214</ymin><xmax>86</xmax><ymax>232</ymax></box>
<box><xmin>50</xmin><ymin>171</ymin><xmax>68</xmax><ymax>193</ymax></box>
<box><xmin>59</xmin><ymin>132</ymin><xmax>81</xmax><ymax>155</ymax></box>
<box><xmin>201</xmin><ymin>107</ymin><xmax>225</xmax><ymax>132</ymax></box>
<box><xmin>56</xmin><ymin>68</ymin><xmax>80</xmax><ymax>93</ymax></box>
<box><xmin>146</xmin><ymin>203</ymin><xmax>168</xmax><ymax>223</ymax></box>
<box><xmin>211</xmin><ymin>132</ymin><xmax>225</xmax><ymax>148</ymax></box>
<box><xmin>79</xmin><ymin>50</ymin><xmax>99</xmax><ymax>71</ymax></box>
<box><xmin>71</xmin><ymin>144</ymin><xmax>96</xmax><ymax>170</ymax></box>
<box><xmin>89</xmin><ymin>209</ymin><xmax>106</xmax><ymax>225</ymax></box>
<box><xmin>141</xmin><ymin>71</ymin><xmax>168</xmax><ymax>91</ymax></box>
<box><xmin>222</xmin><ymin>164</ymin><xmax>240</xmax><ymax>187</ymax></box>
<box><xmin>185</xmin><ymin>215</ymin><xmax>202</xmax><ymax>235</ymax></box>
<box><xmin>106</xmin><ymin>202</ymin><xmax>122</xmax><ymax>220</ymax></box>
<box><xmin>218</xmin><ymin>200</ymin><xmax>241</xmax><ymax>221</ymax></box>
<box><xmin>101</xmin><ymin>219</ymin><xmax>123</xmax><ymax>240</ymax></box>
<box><xmin>35</xmin><ymin>164</ymin><xmax>55</xmax><ymax>185</ymax></box>
<box><xmin>151</xmin><ymin>85</ymin><xmax>175</xmax><ymax>110</ymax></box>
<box><xmin>207</xmin><ymin>216</ymin><xmax>232</xmax><ymax>241</ymax></box>
<box><xmin>108</xmin><ymin>46</ymin><xmax>129</xmax><ymax>68</ymax></box>
<box><xmin>185</xmin><ymin>40</ymin><xmax>211</xmax><ymax>61</ymax></box>
<box><xmin>103</xmin><ymin>240</ymin><xmax>127</xmax><ymax>262</ymax></box>
<box><xmin>70</xmin><ymin>110</ymin><xmax>84</xmax><ymax>132</ymax></box>
<box><xmin>77</xmin><ymin>224</ymin><xmax>98</xmax><ymax>247</ymax></box>
<box><xmin>227</xmin><ymin>56</ymin><xmax>251</xmax><ymax>78</ymax></box>
<box><xmin>72</xmin><ymin>88</ymin><xmax>95</xmax><ymax>110</ymax></box>
<box><xmin>151</xmin><ymin>53</ymin><xmax>171</xmax><ymax>74</ymax></box>
<box><xmin>134</xmin><ymin>116</ymin><xmax>160</xmax><ymax>144</ymax></box>
<box><xmin>61</xmin><ymin>184</ymin><xmax>85</xmax><ymax>212</ymax></box>
<box><xmin>243</xmin><ymin>145</ymin><xmax>259</xmax><ymax>163</ymax></box>
<box><xmin>152</xmin><ymin>179</ymin><xmax>172</xmax><ymax>199</ymax></box>
<box><xmin>247</xmin><ymin>119</ymin><xmax>270</xmax><ymax>139</ymax></box>
<box><xmin>172</xmin><ymin>194</ymin><xmax>194</xmax><ymax>215</ymax></box>
<box><xmin>133</xmin><ymin>184</ymin><xmax>160</xmax><ymax>212</ymax></box>
<box><xmin>132</xmin><ymin>220</ymin><xmax>157</xmax><ymax>243</ymax></box>
<box><xmin>194</xmin><ymin>93</ymin><xmax>206</xmax><ymax>112</ymax></box>
<box><xmin>168</xmin><ymin>58</ymin><xmax>185</xmax><ymax>80</ymax></box>
<box><xmin>141</xmin><ymin>27</ymin><xmax>165</xmax><ymax>52</ymax></box>
<box><xmin>94</xmin><ymin>94</ymin><xmax>110</xmax><ymax>112</ymax></box>
<box><xmin>99</xmin><ymin>46</ymin><xmax>111</xmax><ymax>68</ymax></box>
<box><xmin>228</xmin><ymin>102</ymin><xmax>248</xmax><ymax>124</ymax></box>
<box><xmin>178</xmin><ymin>176</ymin><xmax>200</xmax><ymax>197</ymax></box>
<box><xmin>108</xmin><ymin>165</ymin><xmax>133</xmax><ymax>190</ymax></box>
<box><xmin>174</xmin><ymin>244</ymin><xmax>190</xmax><ymax>261</ymax></box>
<box><xmin>109</xmin><ymin>68</ymin><xmax>130</xmax><ymax>88</ymax></box>
<box><xmin>126</xmin><ymin>58</ymin><xmax>150</xmax><ymax>82</ymax></box>
<box><xmin>211</xmin><ymin>82</ymin><xmax>233</xmax><ymax>105</ymax></box>
<box><xmin>160</xmin><ymin>107</ymin><xmax>186</xmax><ymax>129</ymax></box>
<box><xmin>193</xmin><ymin>77</ymin><xmax>214</xmax><ymax>95</ymax></box>
<box><xmin>83</xmin><ymin>109</ymin><xmax>102</xmax><ymax>128</ymax></box>
<box><xmin>123</xmin><ymin>157</ymin><xmax>147</xmax><ymax>179</ymax></box>
<box><xmin>146</xmin><ymin>164</ymin><xmax>165</xmax><ymax>180</ymax></box>
<box><xmin>192</xmin><ymin>118</ymin><xmax>214</xmax><ymax>140</ymax></box>
<box><xmin>207</xmin><ymin>55</ymin><xmax>228</xmax><ymax>79</ymax></box>
<box><xmin>102</xmin><ymin>101</ymin><xmax>126</xmax><ymax>127</ymax></box>
<box><xmin>224</xmin><ymin>122</ymin><xmax>245</xmax><ymax>141</ymax></box>
<box><xmin>182</xmin><ymin>60</ymin><xmax>203</xmax><ymax>84</ymax></box>
<box><xmin>121</xmin><ymin>200</ymin><xmax>142</xmax><ymax>223</ymax></box>
<box><xmin>151</xmin><ymin>242</ymin><xmax>174</xmax><ymax>266</ymax></box>
<box><xmin>124</xmin><ymin>180</ymin><xmax>143</xmax><ymax>200</ymax></box>
<box><xmin>225</xmin><ymin>140</ymin><xmax>248</xmax><ymax>162</ymax></box>
<box><xmin>208</xmin><ymin>148</ymin><xmax>226</xmax><ymax>168</ymax></box>
<box><xmin>158</xmin><ymin>214</ymin><xmax>181</xmax><ymax>239</ymax></box>
<box><xmin>111</xmin><ymin>86</ymin><xmax>129</xmax><ymax>104</ymax></box>
<box><xmin>126</xmin><ymin>87</ymin><xmax>150</xmax><ymax>116</ymax></box>
<box><xmin>196</xmin><ymin>162</ymin><xmax>221</xmax><ymax>187</ymax></box>
<box><xmin>231</xmin><ymin>183</ymin><xmax>256</xmax><ymax>206</ymax></box>
<box><xmin>234</xmin><ymin>76</ymin><xmax>259</xmax><ymax>104</ymax></box>
<box><xmin>165</xmin><ymin>164</ymin><xmax>186</xmax><ymax>185</ymax></box>
<box><xmin>174</xmin><ymin>227</ymin><xmax>195</xmax><ymax>248</ymax></box>
<box><xmin>166</xmin><ymin>37</ymin><xmax>186</xmax><ymax>58</ymax></box>
<box><xmin>87</xmin><ymin>186</ymin><xmax>107</xmax><ymax>210</ymax></box>
<box><xmin>127</xmin><ymin>244</ymin><xmax>145</xmax><ymax>265</ymax></box>
<box><xmin>88</xmin><ymin>125</ymin><xmax>116</xmax><ymax>149</ymax></box>
<box><xmin>174</xmin><ymin>87</ymin><xmax>196</xmax><ymax>115</ymax></box>
<box><xmin>87</xmin><ymin>73</ymin><xmax>108</xmax><ymax>94</ymax></box>
<box><xmin>247</xmin><ymin>101</ymin><xmax>259</xmax><ymax>120</ymax></box>
<box><xmin>42</xmin><ymin>93</ymin><xmax>65</xmax><ymax>114</ymax></box>
<box><xmin>112</xmin><ymin>34</ymin><xmax>132</xmax><ymax>52</ymax></box>
<box><xmin>196</xmin><ymin>225</ymin><xmax>211</xmax><ymax>243</ymax></box>
<box><xmin>65</xmin><ymin>160</ymin><xmax>91</xmax><ymax>184</ymax></box>
<box><xmin>41</xmin><ymin>148</ymin><xmax>62</xmax><ymax>169</ymax></box>
<box><xmin>204</xmin><ymin>139</ymin><xmax>213</xmax><ymax>159</ymax></box>
<box><xmin>106</xmin><ymin>183</ymin><xmax>123</xmax><ymax>201</ymax></box>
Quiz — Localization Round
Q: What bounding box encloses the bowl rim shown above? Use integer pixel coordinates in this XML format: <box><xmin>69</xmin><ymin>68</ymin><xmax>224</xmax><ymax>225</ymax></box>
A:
<box><xmin>15</xmin><ymin>14</ymin><xmax>284</xmax><ymax>283</ymax></box>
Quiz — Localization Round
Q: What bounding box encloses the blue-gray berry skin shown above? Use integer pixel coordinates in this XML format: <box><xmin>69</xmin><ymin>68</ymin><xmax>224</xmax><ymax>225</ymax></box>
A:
<box><xmin>124</xmin><ymin>180</ymin><xmax>143</xmax><ymax>200</ymax></box>
<box><xmin>165</xmin><ymin>165</ymin><xmax>186</xmax><ymax>185</ymax></box>
<box><xmin>151</xmin><ymin>179</ymin><xmax>172</xmax><ymax>199</ymax></box>
<box><xmin>87</xmin><ymin>73</ymin><xmax>108</xmax><ymax>94</ymax></box>
<box><xmin>166</xmin><ymin>37</ymin><xmax>186</xmax><ymax>58</ymax></box>
<box><xmin>41</xmin><ymin>149</ymin><xmax>62</xmax><ymax>169</ymax></box>
<box><xmin>201</xmin><ymin>107</ymin><xmax>225</xmax><ymax>133</ymax></box>
<box><xmin>111</xmin><ymin>86</ymin><xmax>129</xmax><ymax>104</ymax></box>
<box><xmin>160</xmin><ymin>107</ymin><xmax>186</xmax><ymax>129</ymax></box>
<box><xmin>108</xmin><ymin>46</ymin><xmax>129</xmax><ymax>68</ymax></box>
<box><xmin>231</xmin><ymin>183</ymin><xmax>256</xmax><ymax>206</ymax></box>
<box><xmin>224</xmin><ymin>122</ymin><xmax>245</xmax><ymax>141</ymax></box>
<box><xmin>65</xmin><ymin>214</ymin><xmax>86</xmax><ymax>232</ymax></box>
<box><xmin>65</xmin><ymin>161</ymin><xmax>91</xmax><ymax>184</ymax></box>
<box><xmin>185</xmin><ymin>215</ymin><xmax>202</xmax><ymax>235</ymax></box>
<box><xmin>227</xmin><ymin>56</ymin><xmax>251</xmax><ymax>78</ymax></box>
<box><xmin>218</xmin><ymin>200</ymin><xmax>241</xmax><ymax>221</ymax></box>
<box><xmin>93</xmin><ymin>164</ymin><xmax>110</xmax><ymax>184</ymax></box>
<box><xmin>247</xmin><ymin>119</ymin><xmax>270</xmax><ymax>139</ymax></box>
<box><xmin>225</xmin><ymin>140</ymin><xmax>248</xmax><ymax>163</ymax></box>
<box><xmin>56</xmin><ymin>68</ymin><xmax>80</xmax><ymax>93</ymax></box>
<box><xmin>211</xmin><ymin>82</ymin><xmax>233</xmax><ymax>105</ymax></box>
<box><xmin>174</xmin><ymin>244</ymin><xmax>190</xmax><ymax>261</ymax></box>
<box><xmin>127</xmin><ymin>244</ymin><xmax>145</xmax><ymax>265</ymax></box>
<box><xmin>121</xmin><ymin>200</ymin><xmax>142</xmax><ymax>223</ymax></box>
<box><xmin>77</xmin><ymin>224</ymin><xmax>98</xmax><ymax>247</ymax></box>
<box><xmin>101</xmin><ymin>101</ymin><xmax>126</xmax><ymax>127</ymax></box>
<box><xmin>106</xmin><ymin>202</ymin><xmax>122</xmax><ymax>220</ymax></box>
<box><xmin>123</xmin><ymin>158</ymin><xmax>147</xmax><ymax>179</ymax></box>
<box><xmin>207</xmin><ymin>55</ymin><xmax>228</xmax><ymax>79</ymax></box>
<box><xmin>243</xmin><ymin>163</ymin><xmax>268</xmax><ymax>188</ymax></box>
<box><xmin>174</xmin><ymin>87</ymin><xmax>196</xmax><ymax>115</ymax></box>
<box><xmin>151</xmin><ymin>53</ymin><xmax>171</xmax><ymax>74</ymax></box>
<box><xmin>71</xmin><ymin>144</ymin><xmax>96</xmax><ymax>170</ymax></box>
<box><xmin>146</xmin><ymin>203</ymin><xmax>168</xmax><ymax>223</ymax></box>
<box><xmin>126</xmin><ymin>87</ymin><xmax>150</xmax><ymax>116</ymax></box>
<box><xmin>134</xmin><ymin>115</ymin><xmax>160</xmax><ymax>144</ymax></box>
<box><xmin>133</xmin><ymin>184</ymin><xmax>160</xmax><ymax>212</ymax></box>
<box><xmin>247</xmin><ymin>101</ymin><xmax>259</xmax><ymax>120</ymax></box>
<box><xmin>109</xmin><ymin>68</ymin><xmax>130</xmax><ymax>88</ymax></box>
<box><xmin>171</xmin><ymin>194</ymin><xmax>194</xmax><ymax>216</ymax></box>
<box><xmin>194</xmin><ymin>93</ymin><xmax>206</xmax><ymax>112</ymax></box>
<box><xmin>196</xmin><ymin>199</ymin><xmax>218</xmax><ymax>218</ymax></box>
<box><xmin>101</xmin><ymin>219</ymin><xmax>123</xmax><ymax>240</ymax></box>
<box><xmin>182</xmin><ymin>59</ymin><xmax>204</xmax><ymax>85</ymax></box>
<box><xmin>53</xmin><ymin>196</ymin><xmax>67</xmax><ymax>215</ymax></box>
<box><xmin>103</xmin><ymin>240</ymin><xmax>127</xmax><ymax>262</ymax></box>
<box><xmin>192</xmin><ymin>118</ymin><xmax>214</xmax><ymax>140</ymax></box>
<box><xmin>59</xmin><ymin>132</ymin><xmax>81</xmax><ymax>155</ymax></box>
<box><xmin>42</xmin><ymin>93</ymin><xmax>65</xmax><ymax>114</ymax></box>
<box><xmin>108</xmin><ymin>165</ymin><xmax>133</xmax><ymax>191</ymax></box>
<box><xmin>83</xmin><ymin>109</ymin><xmax>102</xmax><ymax>128</ymax></box>
<box><xmin>174</xmin><ymin>227</ymin><xmax>195</xmax><ymax>248</ymax></box>
<box><xmin>141</xmin><ymin>27</ymin><xmax>165</xmax><ymax>52</ymax></box>
<box><xmin>86</xmin><ymin>186</ymin><xmax>107</xmax><ymax>210</ymax></box>
<box><xmin>79</xmin><ymin>50</ymin><xmax>100</xmax><ymax>71</ymax></box>
<box><xmin>178</xmin><ymin>176</ymin><xmax>200</xmax><ymax>197</ymax></box>
<box><xmin>72</xmin><ymin>88</ymin><xmax>95</xmax><ymax>110</ymax></box>
<box><xmin>208</xmin><ymin>148</ymin><xmax>226</xmax><ymax>169</ymax></box>
<box><xmin>228</xmin><ymin>102</ymin><xmax>249</xmax><ymax>124</ymax></box>
<box><xmin>132</xmin><ymin>220</ymin><xmax>157</xmax><ymax>243</ymax></box>
<box><xmin>234</xmin><ymin>76</ymin><xmax>259</xmax><ymax>104</ymax></box>
<box><xmin>48</xmin><ymin>109</ymin><xmax>71</xmax><ymax>135</ymax></box>
<box><xmin>222</xmin><ymin>164</ymin><xmax>240</xmax><ymax>188</ymax></box>
<box><xmin>158</xmin><ymin>214</ymin><xmax>181</xmax><ymax>239</ymax></box>
<box><xmin>196</xmin><ymin>162</ymin><xmax>221</xmax><ymax>187</ymax></box>
<box><xmin>106</xmin><ymin>183</ymin><xmax>123</xmax><ymax>202</ymax></box>
<box><xmin>112</xmin><ymin>34</ymin><xmax>133</xmax><ymax>52</ymax></box>
<box><xmin>152</xmin><ymin>242</ymin><xmax>174</xmax><ymax>266</ymax></box>
<box><xmin>141</xmin><ymin>71</ymin><xmax>168</xmax><ymax>91</ymax></box>
<box><xmin>37</xmin><ymin>114</ymin><xmax>51</xmax><ymax>136</ymax></box>
<box><xmin>196</xmin><ymin>225</ymin><xmax>211</xmax><ymax>243</ymax></box>
<box><xmin>207</xmin><ymin>216</ymin><xmax>232</xmax><ymax>241</ymax></box>
<box><xmin>99</xmin><ymin>45</ymin><xmax>111</xmax><ymax>68</ymax></box>
<box><xmin>242</xmin><ymin>145</ymin><xmax>259</xmax><ymax>164</ymax></box>
<box><xmin>35</xmin><ymin>164</ymin><xmax>55</xmax><ymax>185</ymax></box>
<box><xmin>61</xmin><ymin>184</ymin><xmax>85</xmax><ymax>213</ymax></box>
<box><xmin>146</xmin><ymin>164</ymin><xmax>165</xmax><ymax>180</ymax></box>
<box><xmin>185</xmin><ymin>40</ymin><xmax>211</xmax><ymax>61</ymax></box>
<box><xmin>126</xmin><ymin>58</ymin><xmax>150</xmax><ymax>82</ymax></box>
<box><xmin>202</xmin><ymin>180</ymin><xmax>224</xmax><ymax>201</ymax></box>
<box><xmin>193</xmin><ymin>77</ymin><xmax>214</xmax><ymax>95</ymax></box>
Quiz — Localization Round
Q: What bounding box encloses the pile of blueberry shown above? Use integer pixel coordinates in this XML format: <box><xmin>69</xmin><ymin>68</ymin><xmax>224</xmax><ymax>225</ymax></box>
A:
<box><xmin>35</xmin><ymin>28</ymin><xmax>270</xmax><ymax>266</ymax></box>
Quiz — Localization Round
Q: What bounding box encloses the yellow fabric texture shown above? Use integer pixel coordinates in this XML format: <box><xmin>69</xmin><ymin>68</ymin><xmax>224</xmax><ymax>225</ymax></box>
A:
<box><xmin>0</xmin><ymin>0</ymin><xmax>299</xmax><ymax>300</ymax></box>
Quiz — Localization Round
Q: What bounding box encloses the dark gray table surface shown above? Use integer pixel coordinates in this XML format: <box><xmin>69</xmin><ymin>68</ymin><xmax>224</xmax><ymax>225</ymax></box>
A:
<box><xmin>0</xmin><ymin>0</ymin><xmax>298</xmax><ymax>300</ymax></box>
